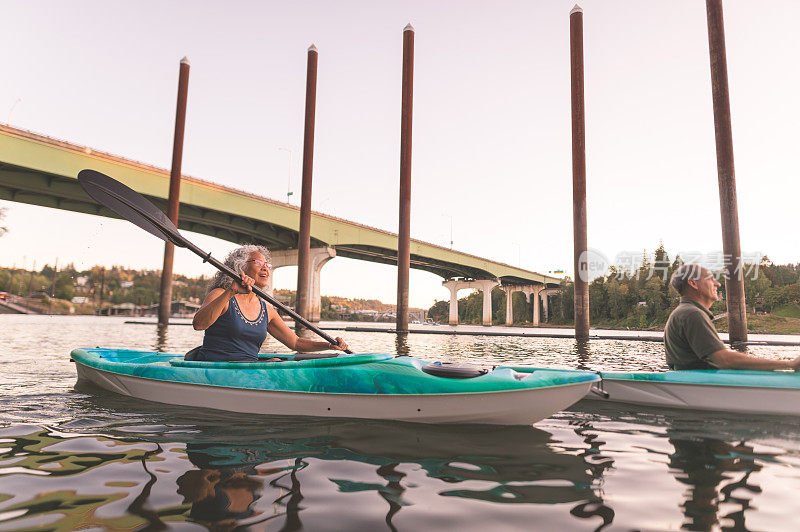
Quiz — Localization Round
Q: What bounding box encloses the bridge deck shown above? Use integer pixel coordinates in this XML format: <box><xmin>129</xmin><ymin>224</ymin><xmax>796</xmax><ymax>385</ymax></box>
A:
<box><xmin>0</xmin><ymin>124</ymin><xmax>560</xmax><ymax>285</ymax></box>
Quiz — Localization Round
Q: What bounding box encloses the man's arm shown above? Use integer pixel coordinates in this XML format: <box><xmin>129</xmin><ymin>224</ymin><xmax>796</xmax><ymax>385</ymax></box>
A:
<box><xmin>708</xmin><ymin>349</ymin><xmax>800</xmax><ymax>370</ymax></box>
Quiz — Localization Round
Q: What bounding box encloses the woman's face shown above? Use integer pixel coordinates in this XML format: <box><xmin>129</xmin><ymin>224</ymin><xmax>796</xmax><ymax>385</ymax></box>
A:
<box><xmin>243</xmin><ymin>251</ymin><xmax>270</xmax><ymax>288</ymax></box>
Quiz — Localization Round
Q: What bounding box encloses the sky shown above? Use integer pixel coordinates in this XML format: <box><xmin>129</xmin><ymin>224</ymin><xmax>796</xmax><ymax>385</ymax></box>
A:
<box><xmin>1</xmin><ymin>0</ymin><xmax>799</xmax><ymax>308</ymax></box>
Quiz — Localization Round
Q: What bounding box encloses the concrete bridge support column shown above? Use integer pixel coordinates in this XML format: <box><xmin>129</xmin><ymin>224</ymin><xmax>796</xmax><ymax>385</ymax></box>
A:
<box><xmin>531</xmin><ymin>289</ymin><xmax>541</xmax><ymax>326</ymax></box>
<box><xmin>442</xmin><ymin>280</ymin><xmax>460</xmax><ymax>325</ymax></box>
<box><xmin>503</xmin><ymin>286</ymin><xmax>516</xmax><ymax>326</ymax></box>
<box><xmin>442</xmin><ymin>279</ymin><xmax>499</xmax><ymax>326</ymax></box>
<box><xmin>265</xmin><ymin>247</ymin><xmax>335</xmax><ymax>322</ymax></box>
<box><xmin>476</xmin><ymin>280</ymin><xmax>499</xmax><ymax>326</ymax></box>
<box><xmin>526</xmin><ymin>286</ymin><xmax>544</xmax><ymax>326</ymax></box>
<box><xmin>308</xmin><ymin>249</ymin><xmax>335</xmax><ymax>321</ymax></box>
<box><xmin>509</xmin><ymin>285</ymin><xmax>544</xmax><ymax>326</ymax></box>
<box><xmin>499</xmin><ymin>284</ymin><xmax>556</xmax><ymax>326</ymax></box>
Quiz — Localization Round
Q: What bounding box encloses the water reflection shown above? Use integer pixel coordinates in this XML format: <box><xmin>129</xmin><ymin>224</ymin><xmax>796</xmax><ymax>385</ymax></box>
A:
<box><xmin>0</xmin><ymin>399</ymin><xmax>610</xmax><ymax>530</ymax></box>
<box><xmin>395</xmin><ymin>332</ymin><xmax>410</xmax><ymax>356</ymax></box>
<box><xmin>566</xmin><ymin>401</ymin><xmax>800</xmax><ymax>532</ymax></box>
<box><xmin>128</xmin><ymin>443</ymin><xmax>170</xmax><ymax>529</ymax></box>
<box><xmin>668</xmin><ymin>432</ymin><xmax>762</xmax><ymax>531</ymax></box>
<box><xmin>574</xmin><ymin>338</ymin><xmax>592</xmax><ymax>370</ymax></box>
<box><xmin>3</xmin><ymin>315</ymin><xmax>800</xmax><ymax>530</ymax></box>
<box><xmin>154</xmin><ymin>322</ymin><xmax>169</xmax><ymax>352</ymax></box>
<box><xmin>564</xmin><ymin>418</ymin><xmax>616</xmax><ymax>531</ymax></box>
<box><xmin>178</xmin><ymin>445</ymin><xmax>269</xmax><ymax>528</ymax></box>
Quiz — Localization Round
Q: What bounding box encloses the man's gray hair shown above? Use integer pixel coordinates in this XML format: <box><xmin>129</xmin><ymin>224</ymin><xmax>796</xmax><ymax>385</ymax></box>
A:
<box><xmin>670</xmin><ymin>263</ymin><xmax>704</xmax><ymax>296</ymax></box>
<box><xmin>206</xmin><ymin>244</ymin><xmax>271</xmax><ymax>294</ymax></box>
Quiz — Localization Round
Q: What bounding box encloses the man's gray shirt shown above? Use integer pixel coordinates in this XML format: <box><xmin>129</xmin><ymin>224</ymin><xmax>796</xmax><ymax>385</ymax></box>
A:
<box><xmin>664</xmin><ymin>297</ymin><xmax>725</xmax><ymax>370</ymax></box>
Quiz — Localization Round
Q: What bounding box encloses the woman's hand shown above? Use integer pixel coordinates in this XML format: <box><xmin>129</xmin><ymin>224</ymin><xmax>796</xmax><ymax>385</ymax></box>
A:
<box><xmin>329</xmin><ymin>337</ymin><xmax>349</xmax><ymax>351</ymax></box>
<box><xmin>230</xmin><ymin>272</ymin><xmax>255</xmax><ymax>294</ymax></box>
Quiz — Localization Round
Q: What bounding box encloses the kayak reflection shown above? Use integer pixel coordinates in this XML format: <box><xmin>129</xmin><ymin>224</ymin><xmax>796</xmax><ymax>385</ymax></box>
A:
<box><xmin>668</xmin><ymin>434</ymin><xmax>762</xmax><ymax>531</ymax></box>
<box><xmin>567</xmin><ymin>400</ymin><xmax>797</xmax><ymax>532</ymax></box>
<box><xmin>40</xmin><ymin>391</ymin><xmax>613</xmax><ymax>529</ymax></box>
<box><xmin>160</xmin><ymin>419</ymin><xmax>604</xmax><ymax>529</ymax></box>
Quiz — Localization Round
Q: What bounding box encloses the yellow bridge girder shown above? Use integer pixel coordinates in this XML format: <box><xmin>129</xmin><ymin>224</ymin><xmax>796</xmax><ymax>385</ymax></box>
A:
<box><xmin>0</xmin><ymin>124</ymin><xmax>560</xmax><ymax>286</ymax></box>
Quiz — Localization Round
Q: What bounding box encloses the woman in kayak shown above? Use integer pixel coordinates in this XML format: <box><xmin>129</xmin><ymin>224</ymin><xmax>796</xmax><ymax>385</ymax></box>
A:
<box><xmin>191</xmin><ymin>245</ymin><xmax>348</xmax><ymax>361</ymax></box>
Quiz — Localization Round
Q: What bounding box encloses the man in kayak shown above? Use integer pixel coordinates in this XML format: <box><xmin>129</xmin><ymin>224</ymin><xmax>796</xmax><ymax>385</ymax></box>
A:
<box><xmin>665</xmin><ymin>264</ymin><xmax>800</xmax><ymax>370</ymax></box>
<box><xmin>191</xmin><ymin>245</ymin><xmax>349</xmax><ymax>361</ymax></box>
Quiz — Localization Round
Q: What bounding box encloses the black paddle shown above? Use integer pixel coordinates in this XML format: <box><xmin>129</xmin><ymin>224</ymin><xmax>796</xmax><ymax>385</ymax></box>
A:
<box><xmin>77</xmin><ymin>169</ymin><xmax>352</xmax><ymax>354</ymax></box>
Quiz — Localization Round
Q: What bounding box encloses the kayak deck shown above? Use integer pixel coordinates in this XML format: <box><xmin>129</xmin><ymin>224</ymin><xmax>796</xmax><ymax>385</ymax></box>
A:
<box><xmin>74</xmin><ymin>348</ymin><xmax>598</xmax><ymax>395</ymax></box>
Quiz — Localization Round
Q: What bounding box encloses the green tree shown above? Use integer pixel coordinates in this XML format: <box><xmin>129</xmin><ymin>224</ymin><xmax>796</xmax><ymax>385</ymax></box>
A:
<box><xmin>636</xmin><ymin>249</ymin><xmax>651</xmax><ymax>288</ymax></box>
<box><xmin>550</xmin><ymin>279</ymin><xmax>574</xmax><ymax>323</ymax></box>
<box><xmin>762</xmin><ymin>260</ymin><xmax>800</xmax><ymax>287</ymax></box>
<box><xmin>460</xmin><ymin>290</ymin><xmax>483</xmax><ymax>324</ymax></box>
<box><xmin>512</xmin><ymin>291</ymin><xmax>532</xmax><ymax>323</ymax></box>
<box><xmin>642</xmin><ymin>276</ymin><xmax>667</xmax><ymax>319</ymax></box>
<box><xmin>427</xmin><ymin>300</ymin><xmax>448</xmax><ymax>322</ymax></box>
<box><xmin>589</xmin><ymin>277</ymin><xmax>607</xmax><ymax>321</ymax></box>
<box><xmin>763</xmin><ymin>286</ymin><xmax>783</xmax><ymax>313</ymax></box>
<box><xmin>743</xmin><ymin>266</ymin><xmax>771</xmax><ymax>310</ymax></box>
<box><xmin>653</xmin><ymin>242</ymin><xmax>671</xmax><ymax>281</ymax></box>
<box><xmin>54</xmin><ymin>274</ymin><xmax>75</xmax><ymax>300</ymax></box>
<box><xmin>670</xmin><ymin>254</ymin><xmax>684</xmax><ymax>275</ymax></box>
<box><xmin>781</xmin><ymin>283</ymin><xmax>800</xmax><ymax>304</ymax></box>
<box><xmin>606</xmin><ymin>277</ymin><xmax>629</xmax><ymax>319</ymax></box>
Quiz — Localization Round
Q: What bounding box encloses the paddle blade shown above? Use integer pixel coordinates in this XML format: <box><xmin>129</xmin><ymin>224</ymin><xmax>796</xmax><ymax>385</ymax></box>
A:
<box><xmin>78</xmin><ymin>169</ymin><xmax>187</xmax><ymax>247</ymax></box>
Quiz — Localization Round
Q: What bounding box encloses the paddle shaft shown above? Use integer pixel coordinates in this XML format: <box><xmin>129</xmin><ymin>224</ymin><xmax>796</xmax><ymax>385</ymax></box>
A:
<box><xmin>183</xmin><ymin>240</ymin><xmax>351</xmax><ymax>353</ymax></box>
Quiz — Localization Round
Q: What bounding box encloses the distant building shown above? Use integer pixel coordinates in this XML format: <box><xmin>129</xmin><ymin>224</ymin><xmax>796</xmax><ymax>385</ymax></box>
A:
<box><xmin>97</xmin><ymin>302</ymin><xmax>138</xmax><ymax>316</ymax></box>
<box><xmin>136</xmin><ymin>300</ymin><xmax>201</xmax><ymax>318</ymax></box>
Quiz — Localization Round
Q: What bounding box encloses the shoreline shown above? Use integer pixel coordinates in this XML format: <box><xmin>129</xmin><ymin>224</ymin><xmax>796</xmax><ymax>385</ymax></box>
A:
<box><xmin>120</xmin><ymin>318</ymin><xmax>800</xmax><ymax>346</ymax></box>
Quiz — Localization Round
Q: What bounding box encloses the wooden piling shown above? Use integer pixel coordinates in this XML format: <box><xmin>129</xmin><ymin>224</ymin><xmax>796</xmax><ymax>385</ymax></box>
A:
<box><xmin>295</xmin><ymin>45</ymin><xmax>318</xmax><ymax>331</ymax></box>
<box><xmin>158</xmin><ymin>57</ymin><xmax>190</xmax><ymax>326</ymax></box>
<box><xmin>397</xmin><ymin>24</ymin><xmax>415</xmax><ymax>333</ymax></box>
<box><xmin>706</xmin><ymin>0</ymin><xmax>747</xmax><ymax>342</ymax></box>
<box><xmin>570</xmin><ymin>6</ymin><xmax>589</xmax><ymax>340</ymax></box>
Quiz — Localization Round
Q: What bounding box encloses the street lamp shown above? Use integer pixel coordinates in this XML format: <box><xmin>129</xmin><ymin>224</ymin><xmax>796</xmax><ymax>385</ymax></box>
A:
<box><xmin>277</xmin><ymin>147</ymin><xmax>293</xmax><ymax>204</ymax></box>
<box><xmin>6</xmin><ymin>98</ymin><xmax>22</xmax><ymax>124</ymax></box>
<box><xmin>440</xmin><ymin>214</ymin><xmax>453</xmax><ymax>249</ymax></box>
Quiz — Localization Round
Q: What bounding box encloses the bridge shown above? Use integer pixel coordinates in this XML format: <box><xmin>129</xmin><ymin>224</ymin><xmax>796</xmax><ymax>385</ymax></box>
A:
<box><xmin>0</xmin><ymin>124</ymin><xmax>561</xmax><ymax>325</ymax></box>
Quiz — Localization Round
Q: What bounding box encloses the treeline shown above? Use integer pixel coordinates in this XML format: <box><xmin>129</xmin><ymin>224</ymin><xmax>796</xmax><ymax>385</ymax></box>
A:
<box><xmin>0</xmin><ymin>264</ymin><xmax>208</xmax><ymax>306</ymax></box>
<box><xmin>548</xmin><ymin>245</ymin><xmax>800</xmax><ymax>328</ymax></box>
<box><xmin>427</xmin><ymin>244</ymin><xmax>800</xmax><ymax>327</ymax></box>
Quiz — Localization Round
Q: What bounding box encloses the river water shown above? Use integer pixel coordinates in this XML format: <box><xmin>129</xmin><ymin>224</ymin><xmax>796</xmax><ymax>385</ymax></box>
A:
<box><xmin>1</xmin><ymin>315</ymin><xmax>800</xmax><ymax>531</ymax></box>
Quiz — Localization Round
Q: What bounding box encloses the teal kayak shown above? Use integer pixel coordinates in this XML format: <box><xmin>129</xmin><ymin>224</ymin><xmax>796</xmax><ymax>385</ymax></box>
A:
<box><xmin>510</xmin><ymin>366</ymin><xmax>800</xmax><ymax>415</ymax></box>
<box><xmin>71</xmin><ymin>348</ymin><xmax>600</xmax><ymax>425</ymax></box>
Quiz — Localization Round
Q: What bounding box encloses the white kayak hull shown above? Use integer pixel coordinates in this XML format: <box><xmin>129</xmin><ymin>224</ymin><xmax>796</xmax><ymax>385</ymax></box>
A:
<box><xmin>585</xmin><ymin>375</ymin><xmax>800</xmax><ymax>416</ymax></box>
<box><xmin>76</xmin><ymin>361</ymin><xmax>594</xmax><ymax>425</ymax></box>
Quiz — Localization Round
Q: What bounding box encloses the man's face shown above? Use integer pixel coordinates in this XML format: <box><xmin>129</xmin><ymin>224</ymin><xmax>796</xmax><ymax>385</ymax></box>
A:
<box><xmin>690</xmin><ymin>267</ymin><xmax>721</xmax><ymax>303</ymax></box>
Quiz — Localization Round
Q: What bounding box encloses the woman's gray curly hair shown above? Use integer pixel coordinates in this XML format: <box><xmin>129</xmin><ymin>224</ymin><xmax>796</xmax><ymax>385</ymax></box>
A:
<box><xmin>206</xmin><ymin>244</ymin><xmax>272</xmax><ymax>294</ymax></box>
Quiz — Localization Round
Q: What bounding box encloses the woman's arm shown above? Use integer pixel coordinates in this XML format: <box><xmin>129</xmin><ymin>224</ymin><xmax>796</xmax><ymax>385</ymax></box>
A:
<box><xmin>192</xmin><ymin>288</ymin><xmax>235</xmax><ymax>330</ymax></box>
<box><xmin>267</xmin><ymin>309</ymin><xmax>349</xmax><ymax>352</ymax></box>
<box><xmin>193</xmin><ymin>273</ymin><xmax>255</xmax><ymax>331</ymax></box>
